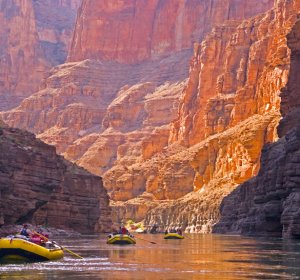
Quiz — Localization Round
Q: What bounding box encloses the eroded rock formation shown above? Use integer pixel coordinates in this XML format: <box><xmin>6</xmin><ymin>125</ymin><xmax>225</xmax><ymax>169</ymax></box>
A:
<box><xmin>2</xmin><ymin>51</ymin><xmax>191</xmax><ymax>182</ymax></box>
<box><xmin>0</xmin><ymin>122</ymin><xmax>111</xmax><ymax>233</ymax></box>
<box><xmin>0</xmin><ymin>0</ymin><xmax>80</xmax><ymax>110</ymax></box>
<box><xmin>214</xmin><ymin>12</ymin><xmax>300</xmax><ymax>238</ymax></box>
<box><xmin>2</xmin><ymin>0</ymin><xmax>286</xmax><ymax>232</ymax></box>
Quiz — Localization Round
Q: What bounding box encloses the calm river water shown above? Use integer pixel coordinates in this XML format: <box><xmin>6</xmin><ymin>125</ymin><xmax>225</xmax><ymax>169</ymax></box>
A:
<box><xmin>1</xmin><ymin>234</ymin><xmax>300</xmax><ymax>279</ymax></box>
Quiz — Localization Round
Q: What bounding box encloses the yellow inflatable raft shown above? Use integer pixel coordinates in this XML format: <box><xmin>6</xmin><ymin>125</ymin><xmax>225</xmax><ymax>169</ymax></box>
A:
<box><xmin>0</xmin><ymin>237</ymin><xmax>64</xmax><ymax>263</ymax></box>
<box><xmin>164</xmin><ymin>233</ymin><xmax>184</xmax><ymax>239</ymax></box>
<box><xmin>107</xmin><ymin>234</ymin><xmax>136</xmax><ymax>245</ymax></box>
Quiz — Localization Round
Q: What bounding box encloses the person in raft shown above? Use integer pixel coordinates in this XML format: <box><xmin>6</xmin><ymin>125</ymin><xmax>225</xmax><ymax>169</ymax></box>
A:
<box><xmin>119</xmin><ymin>225</ymin><xmax>135</xmax><ymax>237</ymax></box>
<box><xmin>20</xmin><ymin>224</ymin><xmax>48</xmax><ymax>246</ymax></box>
<box><xmin>176</xmin><ymin>228</ymin><xmax>182</xmax><ymax>235</ymax></box>
<box><xmin>20</xmin><ymin>224</ymin><xmax>32</xmax><ymax>238</ymax></box>
<box><xmin>30</xmin><ymin>230</ymin><xmax>49</xmax><ymax>246</ymax></box>
<box><xmin>120</xmin><ymin>225</ymin><xmax>128</xmax><ymax>235</ymax></box>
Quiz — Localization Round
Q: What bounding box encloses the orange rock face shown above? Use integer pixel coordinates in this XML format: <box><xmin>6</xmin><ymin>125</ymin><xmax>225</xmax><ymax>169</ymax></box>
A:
<box><xmin>170</xmin><ymin>9</ymin><xmax>289</xmax><ymax>146</ymax></box>
<box><xmin>68</xmin><ymin>0</ymin><xmax>273</xmax><ymax>64</ymax></box>
<box><xmin>214</xmin><ymin>2</ymin><xmax>300</xmax><ymax>238</ymax></box>
<box><xmin>0</xmin><ymin>0</ymin><xmax>80</xmax><ymax>110</ymax></box>
<box><xmin>2</xmin><ymin>0</ymin><xmax>284</xmax><ymax>231</ymax></box>
<box><xmin>145</xmin><ymin>0</ymin><xmax>298</xmax><ymax>232</ymax></box>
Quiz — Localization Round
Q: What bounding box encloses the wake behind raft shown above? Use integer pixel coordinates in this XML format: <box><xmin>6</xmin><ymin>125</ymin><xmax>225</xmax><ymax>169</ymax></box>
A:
<box><xmin>0</xmin><ymin>235</ymin><xmax>64</xmax><ymax>263</ymax></box>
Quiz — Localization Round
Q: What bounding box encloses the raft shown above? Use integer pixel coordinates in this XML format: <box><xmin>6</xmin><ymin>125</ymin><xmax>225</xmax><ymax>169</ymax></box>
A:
<box><xmin>164</xmin><ymin>233</ymin><xmax>184</xmax><ymax>239</ymax></box>
<box><xmin>0</xmin><ymin>237</ymin><xmax>64</xmax><ymax>263</ymax></box>
<box><xmin>107</xmin><ymin>234</ymin><xmax>136</xmax><ymax>245</ymax></box>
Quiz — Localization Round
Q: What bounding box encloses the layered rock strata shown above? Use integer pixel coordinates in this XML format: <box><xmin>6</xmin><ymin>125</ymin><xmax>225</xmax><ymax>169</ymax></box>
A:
<box><xmin>109</xmin><ymin>0</ymin><xmax>296</xmax><ymax>229</ymax></box>
<box><xmin>3</xmin><ymin>50</ymin><xmax>192</xmax><ymax>202</ymax></box>
<box><xmin>140</xmin><ymin>113</ymin><xmax>279</xmax><ymax>232</ymax></box>
<box><xmin>0</xmin><ymin>123</ymin><xmax>111</xmax><ymax>233</ymax></box>
<box><xmin>214</xmin><ymin>13</ymin><xmax>300</xmax><ymax>238</ymax></box>
<box><xmin>1</xmin><ymin>0</ymin><xmax>281</xmax><ymax>231</ymax></box>
<box><xmin>0</xmin><ymin>0</ymin><xmax>80</xmax><ymax>110</ymax></box>
<box><xmin>110</xmin><ymin>0</ymin><xmax>291</xmax><ymax>229</ymax></box>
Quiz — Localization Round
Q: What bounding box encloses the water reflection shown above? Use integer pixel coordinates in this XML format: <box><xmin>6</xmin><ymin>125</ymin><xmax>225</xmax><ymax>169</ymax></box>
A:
<box><xmin>0</xmin><ymin>234</ymin><xmax>300</xmax><ymax>279</ymax></box>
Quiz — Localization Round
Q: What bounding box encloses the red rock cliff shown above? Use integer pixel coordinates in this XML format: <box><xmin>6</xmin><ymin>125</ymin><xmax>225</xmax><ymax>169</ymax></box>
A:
<box><xmin>2</xmin><ymin>0</ymin><xmax>278</xmax><ymax>231</ymax></box>
<box><xmin>143</xmin><ymin>0</ymin><xmax>298</xmax><ymax>232</ymax></box>
<box><xmin>214</xmin><ymin>1</ymin><xmax>300</xmax><ymax>238</ymax></box>
<box><xmin>0</xmin><ymin>0</ymin><xmax>80</xmax><ymax>110</ymax></box>
<box><xmin>68</xmin><ymin>0</ymin><xmax>273</xmax><ymax>63</ymax></box>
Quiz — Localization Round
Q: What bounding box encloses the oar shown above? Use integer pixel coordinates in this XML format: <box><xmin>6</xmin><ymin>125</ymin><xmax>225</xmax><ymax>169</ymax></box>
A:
<box><xmin>54</xmin><ymin>242</ymin><xmax>83</xmax><ymax>259</ymax></box>
<box><xmin>135</xmin><ymin>235</ymin><xmax>157</xmax><ymax>244</ymax></box>
<box><xmin>32</xmin><ymin>230</ymin><xmax>83</xmax><ymax>259</ymax></box>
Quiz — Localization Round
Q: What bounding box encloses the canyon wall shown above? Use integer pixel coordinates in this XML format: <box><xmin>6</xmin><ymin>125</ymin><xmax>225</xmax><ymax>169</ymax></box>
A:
<box><xmin>145</xmin><ymin>1</ymin><xmax>299</xmax><ymax>232</ymax></box>
<box><xmin>0</xmin><ymin>0</ymin><xmax>80</xmax><ymax>110</ymax></box>
<box><xmin>32</xmin><ymin>0</ymin><xmax>81</xmax><ymax>65</ymax></box>
<box><xmin>68</xmin><ymin>0</ymin><xmax>273</xmax><ymax>63</ymax></box>
<box><xmin>0</xmin><ymin>120</ymin><xmax>111</xmax><ymax>233</ymax></box>
<box><xmin>1</xmin><ymin>0</ymin><xmax>282</xmax><ymax>231</ymax></box>
<box><xmin>214</xmin><ymin>10</ymin><xmax>300</xmax><ymax>238</ymax></box>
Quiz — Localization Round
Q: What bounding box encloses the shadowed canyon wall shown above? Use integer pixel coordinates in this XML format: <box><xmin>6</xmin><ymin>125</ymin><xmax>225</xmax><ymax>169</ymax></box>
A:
<box><xmin>0</xmin><ymin>0</ymin><xmax>80</xmax><ymax>110</ymax></box>
<box><xmin>214</xmin><ymin>7</ymin><xmax>300</xmax><ymax>238</ymax></box>
<box><xmin>0</xmin><ymin>120</ymin><xmax>111</xmax><ymax>233</ymax></box>
<box><xmin>1</xmin><ymin>0</ymin><xmax>284</xmax><ymax>231</ymax></box>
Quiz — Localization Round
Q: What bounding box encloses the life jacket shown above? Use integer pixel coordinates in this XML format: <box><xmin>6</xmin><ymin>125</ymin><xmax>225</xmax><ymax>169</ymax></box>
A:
<box><xmin>30</xmin><ymin>235</ymin><xmax>42</xmax><ymax>245</ymax></box>
<box><xmin>20</xmin><ymin>228</ymin><xmax>29</xmax><ymax>237</ymax></box>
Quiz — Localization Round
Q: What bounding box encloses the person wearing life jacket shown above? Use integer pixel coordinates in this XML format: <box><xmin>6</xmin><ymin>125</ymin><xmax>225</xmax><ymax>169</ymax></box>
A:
<box><xmin>30</xmin><ymin>231</ymin><xmax>48</xmax><ymax>246</ymax></box>
<box><xmin>121</xmin><ymin>225</ymin><xmax>128</xmax><ymax>235</ymax></box>
<box><xmin>177</xmin><ymin>228</ymin><xmax>182</xmax><ymax>235</ymax></box>
<box><xmin>20</xmin><ymin>224</ymin><xmax>31</xmax><ymax>238</ymax></box>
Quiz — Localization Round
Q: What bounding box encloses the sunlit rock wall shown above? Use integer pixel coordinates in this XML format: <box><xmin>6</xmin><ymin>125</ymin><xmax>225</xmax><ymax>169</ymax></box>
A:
<box><xmin>1</xmin><ymin>0</ymin><xmax>281</xmax><ymax>231</ymax></box>
<box><xmin>214</xmin><ymin>6</ymin><xmax>300</xmax><ymax>238</ymax></box>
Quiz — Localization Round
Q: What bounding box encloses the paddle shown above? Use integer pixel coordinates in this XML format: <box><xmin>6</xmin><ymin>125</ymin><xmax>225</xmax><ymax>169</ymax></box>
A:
<box><xmin>135</xmin><ymin>235</ymin><xmax>157</xmax><ymax>244</ymax></box>
<box><xmin>32</xmin><ymin>230</ymin><xmax>83</xmax><ymax>259</ymax></box>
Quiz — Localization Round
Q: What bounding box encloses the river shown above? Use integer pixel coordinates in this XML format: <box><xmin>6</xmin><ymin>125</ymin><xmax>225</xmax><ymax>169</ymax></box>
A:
<box><xmin>1</xmin><ymin>234</ymin><xmax>300</xmax><ymax>279</ymax></box>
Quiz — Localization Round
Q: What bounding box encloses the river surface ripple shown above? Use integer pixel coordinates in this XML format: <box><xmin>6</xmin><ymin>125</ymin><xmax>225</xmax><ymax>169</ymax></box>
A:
<box><xmin>1</xmin><ymin>234</ymin><xmax>300</xmax><ymax>279</ymax></box>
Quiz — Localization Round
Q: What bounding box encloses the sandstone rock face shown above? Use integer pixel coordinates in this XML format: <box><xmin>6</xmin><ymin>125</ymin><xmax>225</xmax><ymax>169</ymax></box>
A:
<box><xmin>68</xmin><ymin>0</ymin><xmax>273</xmax><ymax>63</ymax></box>
<box><xmin>142</xmin><ymin>0</ymin><xmax>296</xmax><ymax>231</ymax></box>
<box><xmin>2</xmin><ymin>51</ymin><xmax>192</xmax><ymax>202</ymax></box>
<box><xmin>0</xmin><ymin>0</ymin><xmax>80</xmax><ymax>110</ymax></box>
<box><xmin>0</xmin><ymin>125</ymin><xmax>111</xmax><ymax>233</ymax></box>
<box><xmin>141</xmin><ymin>113</ymin><xmax>279</xmax><ymax>232</ymax></box>
<box><xmin>170</xmin><ymin>3</ymin><xmax>290</xmax><ymax>146</ymax></box>
<box><xmin>1</xmin><ymin>0</ymin><xmax>282</xmax><ymax>231</ymax></box>
<box><xmin>214</xmin><ymin>12</ymin><xmax>300</xmax><ymax>238</ymax></box>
